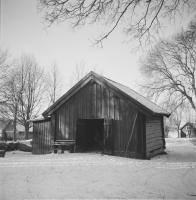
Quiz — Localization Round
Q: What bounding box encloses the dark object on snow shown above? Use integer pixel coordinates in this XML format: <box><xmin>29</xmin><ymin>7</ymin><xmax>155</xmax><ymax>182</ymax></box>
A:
<box><xmin>0</xmin><ymin>150</ymin><xmax>5</xmax><ymax>157</ymax></box>
<box><xmin>6</xmin><ymin>142</ymin><xmax>18</xmax><ymax>151</ymax></box>
<box><xmin>157</xmin><ymin>151</ymin><xmax>167</xmax><ymax>155</ymax></box>
<box><xmin>0</xmin><ymin>142</ymin><xmax>7</xmax><ymax>151</ymax></box>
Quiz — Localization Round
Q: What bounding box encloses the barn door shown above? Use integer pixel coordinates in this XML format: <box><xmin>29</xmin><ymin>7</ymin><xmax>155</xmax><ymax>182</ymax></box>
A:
<box><xmin>75</xmin><ymin>119</ymin><xmax>86</xmax><ymax>152</ymax></box>
<box><xmin>103</xmin><ymin>118</ymin><xmax>113</xmax><ymax>155</ymax></box>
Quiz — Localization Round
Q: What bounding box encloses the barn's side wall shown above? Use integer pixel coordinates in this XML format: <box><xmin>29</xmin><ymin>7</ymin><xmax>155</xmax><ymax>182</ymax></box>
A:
<box><xmin>32</xmin><ymin>120</ymin><xmax>51</xmax><ymax>154</ymax></box>
<box><xmin>54</xmin><ymin>81</ymin><xmax>144</xmax><ymax>158</ymax></box>
<box><xmin>146</xmin><ymin>116</ymin><xmax>164</xmax><ymax>158</ymax></box>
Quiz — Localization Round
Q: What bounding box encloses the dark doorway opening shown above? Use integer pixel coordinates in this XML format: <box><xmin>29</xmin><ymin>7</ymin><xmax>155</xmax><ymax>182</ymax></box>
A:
<box><xmin>84</xmin><ymin>119</ymin><xmax>104</xmax><ymax>152</ymax></box>
<box><xmin>76</xmin><ymin>118</ymin><xmax>104</xmax><ymax>153</ymax></box>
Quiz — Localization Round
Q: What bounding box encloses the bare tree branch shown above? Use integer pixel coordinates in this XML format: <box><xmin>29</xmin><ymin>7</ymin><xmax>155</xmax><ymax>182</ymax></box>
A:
<box><xmin>0</xmin><ymin>44</ymin><xmax>11</xmax><ymax>93</ymax></box>
<box><xmin>38</xmin><ymin>0</ymin><xmax>196</xmax><ymax>48</ymax></box>
<box><xmin>45</xmin><ymin>61</ymin><xmax>65</xmax><ymax>106</ymax></box>
<box><xmin>69</xmin><ymin>60</ymin><xmax>104</xmax><ymax>87</ymax></box>
<box><xmin>139</xmin><ymin>17</ymin><xmax>196</xmax><ymax>113</ymax></box>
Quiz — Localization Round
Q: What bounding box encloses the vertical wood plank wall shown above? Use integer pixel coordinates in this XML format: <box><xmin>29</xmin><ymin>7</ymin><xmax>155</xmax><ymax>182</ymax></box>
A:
<box><xmin>55</xmin><ymin>81</ymin><xmax>142</xmax><ymax>158</ymax></box>
<box><xmin>32</xmin><ymin>120</ymin><xmax>51</xmax><ymax>154</ymax></box>
<box><xmin>146</xmin><ymin>116</ymin><xmax>164</xmax><ymax>158</ymax></box>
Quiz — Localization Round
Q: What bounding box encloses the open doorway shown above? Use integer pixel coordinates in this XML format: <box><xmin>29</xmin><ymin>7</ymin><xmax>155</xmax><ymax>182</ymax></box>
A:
<box><xmin>76</xmin><ymin>118</ymin><xmax>113</xmax><ymax>154</ymax></box>
<box><xmin>85</xmin><ymin>119</ymin><xmax>104</xmax><ymax>152</ymax></box>
<box><xmin>75</xmin><ymin>119</ymin><xmax>104</xmax><ymax>153</ymax></box>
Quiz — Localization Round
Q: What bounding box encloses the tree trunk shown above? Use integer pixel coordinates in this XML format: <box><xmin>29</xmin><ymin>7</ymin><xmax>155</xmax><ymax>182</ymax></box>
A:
<box><xmin>177</xmin><ymin>125</ymin><xmax>180</xmax><ymax>138</ymax></box>
<box><xmin>13</xmin><ymin>117</ymin><xmax>17</xmax><ymax>141</ymax></box>
<box><xmin>165</xmin><ymin>131</ymin><xmax>168</xmax><ymax>138</ymax></box>
<box><xmin>25</xmin><ymin>124</ymin><xmax>29</xmax><ymax>140</ymax></box>
<box><xmin>13</xmin><ymin>105</ymin><xmax>18</xmax><ymax>141</ymax></box>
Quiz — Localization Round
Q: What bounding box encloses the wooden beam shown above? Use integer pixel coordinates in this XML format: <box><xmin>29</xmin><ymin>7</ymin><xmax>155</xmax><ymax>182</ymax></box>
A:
<box><xmin>142</xmin><ymin>114</ymin><xmax>147</xmax><ymax>159</ymax></box>
<box><xmin>161</xmin><ymin>116</ymin><xmax>166</xmax><ymax>149</ymax></box>
<box><xmin>51</xmin><ymin>113</ymin><xmax>55</xmax><ymax>144</ymax></box>
<box><xmin>124</xmin><ymin>111</ymin><xmax>138</xmax><ymax>157</ymax></box>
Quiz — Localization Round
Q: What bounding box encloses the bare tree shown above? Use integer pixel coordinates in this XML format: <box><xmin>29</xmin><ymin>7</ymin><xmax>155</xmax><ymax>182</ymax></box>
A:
<box><xmin>17</xmin><ymin>55</ymin><xmax>46</xmax><ymax>139</ymax></box>
<box><xmin>182</xmin><ymin>104</ymin><xmax>196</xmax><ymax>124</ymax></box>
<box><xmin>69</xmin><ymin>60</ymin><xmax>88</xmax><ymax>88</ymax></box>
<box><xmin>0</xmin><ymin>44</ymin><xmax>11</xmax><ymax>92</ymax></box>
<box><xmin>1</xmin><ymin>54</ymin><xmax>47</xmax><ymax>139</ymax></box>
<box><xmin>139</xmin><ymin>18</ymin><xmax>196</xmax><ymax>114</ymax></box>
<box><xmin>171</xmin><ymin>107</ymin><xmax>183</xmax><ymax>138</ymax></box>
<box><xmin>0</xmin><ymin>45</ymin><xmax>15</xmax><ymax>138</ymax></box>
<box><xmin>69</xmin><ymin>60</ymin><xmax>104</xmax><ymax>88</ymax></box>
<box><xmin>0</xmin><ymin>71</ymin><xmax>21</xmax><ymax>141</ymax></box>
<box><xmin>164</xmin><ymin>117</ymin><xmax>172</xmax><ymax>138</ymax></box>
<box><xmin>37</xmin><ymin>0</ymin><xmax>196</xmax><ymax>48</ymax></box>
<box><xmin>46</xmin><ymin>61</ymin><xmax>64</xmax><ymax>106</ymax></box>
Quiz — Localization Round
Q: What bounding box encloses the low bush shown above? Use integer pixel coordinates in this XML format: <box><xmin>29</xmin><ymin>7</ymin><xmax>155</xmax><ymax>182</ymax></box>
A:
<box><xmin>7</xmin><ymin>136</ymin><xmax>13</xmax><ymax>141</ymax></box>
<box><xmin>6</xmin><ymin>141</ymin><xmax>18</xmax><ymax>151</ymax></box>
<box><xmin>0</xmin><ymin>142</ymin><xmax>7</xmax><ymax>151</ymax></box>
<box><xmin>0</xmin><ymin>131</ymin><xmax>7</xmax><ymax>141</ymax></box>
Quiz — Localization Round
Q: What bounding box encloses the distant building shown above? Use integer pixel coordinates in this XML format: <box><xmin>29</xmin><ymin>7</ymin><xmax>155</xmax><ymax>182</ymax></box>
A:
<box><xmin>0</xmin><ymin>119</ymin><xmax>33</xmax><ymax>140</ymax></box>
<box><xmin>180</xmin><ymin>122</ymin><xmax>196</xmax><ymax>138</ymax></box>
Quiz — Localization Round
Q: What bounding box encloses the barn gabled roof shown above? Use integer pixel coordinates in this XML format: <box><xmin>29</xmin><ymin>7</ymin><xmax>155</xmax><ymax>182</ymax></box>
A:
<box><xmin>180</xmin><ymin>122</ymin><xmax>196</xmax><ymax>130</ymax></box>
<box><xmin>42</xmin><ymin>71</ymin><xmax>170</xmax><ymax>118</ymax></box>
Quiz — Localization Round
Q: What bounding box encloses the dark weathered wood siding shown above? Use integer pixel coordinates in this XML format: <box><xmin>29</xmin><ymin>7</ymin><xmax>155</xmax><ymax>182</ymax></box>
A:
<box><xmin>54</xmin><ymin>81</ymin><xmax>144</xmax><ymax>158</ymax></box>
<box><xmin>146</xmin><ymin>116</ymin><xmax>164</xmax><ymax>158</ymax></box>
<box><xmin>32</xmin><ymin>120</ymin><xmax>51</xmax><ymax>154</ymax></box>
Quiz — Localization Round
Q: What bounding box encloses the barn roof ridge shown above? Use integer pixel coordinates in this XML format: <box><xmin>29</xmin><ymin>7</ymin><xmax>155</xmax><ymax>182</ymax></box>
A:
<box><xmin>180</xmin><ymin>122</ymin><xmax>196</xmax><ymax>130</ymax></box>
<box><xmin>42</xmin><ymin>71</ymin><xmax>170</xmax><ymax>117</ymax></box>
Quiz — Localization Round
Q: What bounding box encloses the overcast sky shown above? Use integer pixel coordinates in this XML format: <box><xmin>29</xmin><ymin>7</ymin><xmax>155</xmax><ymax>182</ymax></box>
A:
<box><xmin>1</xmin><ymin>0</ymin><xmax>194</xmax><ymax>94</ymax></box>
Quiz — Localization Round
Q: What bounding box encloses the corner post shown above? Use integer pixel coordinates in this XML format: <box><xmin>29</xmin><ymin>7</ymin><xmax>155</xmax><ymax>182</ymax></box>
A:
<box><xmin>51</xmin><ymin>113</ymin><xmax>55</xmax><ymax>144</ymax></box>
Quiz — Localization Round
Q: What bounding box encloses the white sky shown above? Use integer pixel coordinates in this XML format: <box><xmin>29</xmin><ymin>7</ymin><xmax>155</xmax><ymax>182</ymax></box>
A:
<box><xmin>1</xmin><ymin>0</ymin><xmax>194</xmax><ymax>94</ymax></box>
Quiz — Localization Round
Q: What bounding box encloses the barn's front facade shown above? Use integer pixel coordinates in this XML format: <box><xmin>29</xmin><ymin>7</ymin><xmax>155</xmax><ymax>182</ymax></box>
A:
<box><xmin>32</xmin><ymin>71</ymin><xmax>170</xmax><ymax>159</ymax></box>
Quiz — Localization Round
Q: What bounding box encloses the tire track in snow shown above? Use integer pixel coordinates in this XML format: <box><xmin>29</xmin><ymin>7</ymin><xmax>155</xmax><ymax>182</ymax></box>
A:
<box><xmin>0</xmin><ymin>157</ymin><xmax>195</xmax><ymax>169</ymax></box>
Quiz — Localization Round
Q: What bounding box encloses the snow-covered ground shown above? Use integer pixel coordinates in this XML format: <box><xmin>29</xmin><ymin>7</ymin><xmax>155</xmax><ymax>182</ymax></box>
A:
<box><xmin>0</xmin><ymin>139</ymin><xmax>196</xmax><ymax>199</ymax></box>
<box><xmin>166</xmin><ymin>137</ymin><xmax>196</xmax><ymax>144</ymax></box>
<box><xmin>168</xmin><ymin>131</ymin><xmax>179</xmax><ymax>138</ymax></box>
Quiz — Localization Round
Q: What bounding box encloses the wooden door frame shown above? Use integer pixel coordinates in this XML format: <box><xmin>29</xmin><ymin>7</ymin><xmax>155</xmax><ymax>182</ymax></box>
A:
<box><xmin>103</xmin><ymin>118</ymin><xmax>113</xmax><ymax>155</ymax></box>
<box><xmin>136</xmin><ymin>113</ymin><xmax>147</xmax><ymax>159</ymax></box>
<box><xmin>142</xmin><ymin>114</ymin><xmax>147</xmax><ymax>159</ymax></box>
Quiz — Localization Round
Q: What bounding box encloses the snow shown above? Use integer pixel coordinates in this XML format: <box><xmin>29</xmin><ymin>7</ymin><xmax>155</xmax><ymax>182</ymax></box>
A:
<box><xmin>166</xmin><ymin>138</ymin><xmax>196</xmax><ymax>146</ymax></box>
<box><xmin>168</xmin><ymin>131</ymin><xmax>179</xmax><ymax>138</ymax></box>
<box><xmin>0</xmin><ymin>139</ymin><xmax>196</xmax><ymax>199</ymax></box>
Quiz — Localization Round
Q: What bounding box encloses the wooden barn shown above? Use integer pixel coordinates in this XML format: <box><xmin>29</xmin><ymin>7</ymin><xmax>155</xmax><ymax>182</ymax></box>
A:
<box><xmin>31</xmin><ymin>71</ymin><xmax>170</xmax><ymax>159</ymax></box>
<box><xmin>180</xmin><ymin>122</ymin><xmax>196</xmax><ymax>138</ymax></box>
